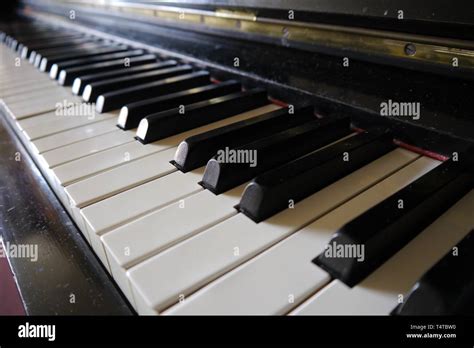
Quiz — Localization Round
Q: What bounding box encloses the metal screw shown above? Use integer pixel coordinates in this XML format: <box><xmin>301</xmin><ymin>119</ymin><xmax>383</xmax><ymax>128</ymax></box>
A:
<box><xmin>404</xmin><ymin>43</ymin><xmax>416</xmax><ymax>56</ymax></box>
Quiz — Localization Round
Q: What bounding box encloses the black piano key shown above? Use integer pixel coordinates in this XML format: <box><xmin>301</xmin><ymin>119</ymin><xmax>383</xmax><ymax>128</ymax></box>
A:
<box><xmin>395</xmin><ymin>231</ymin><xmax>474</xmax><ymax>315</ymax></box>
<box><xmin>24</xmin><ymin>36</ymin><xmax>94</xmax><ymax>60</ymax></box>
<box><xmin>137</xmin><ymin>89</ymin><xmax>268</xmax><ymax>144</ymax></box>
<box><xmin>9</xmin><ymin>30</ymin><xmax>59</xmax><ymax>49</ymax></box>
<box><xmin>34</xmin><ymin>42</ymin><xmax>112</xmax><ymax>68</ymax></box>
<box><xmin>238</xmin><ymin>130</ymin><xmax>396</xmax><ymax>222</ymax></box>
<box><xmin>72</xmin><ymin>60</ymin><xmax>177</xmax><ymax>95</ymax></box>
<box><xmin>118</xmin><ymin>80</ymin><xmax>241</xmax><ymax>130</ymax></box>
<box><xmin>7</xmin><ymin>29</ymin><xmax>63</xmax><ymax>50</ymax></box>
<box><xmin>39</xmin><ymin>44</ymin><xmax>128</xmax><ymax>71</ymax></box>
<box><xmin>17</xmin><ymin>33</ymin><xmax>84</xmax><ymax>54</ymax></box>
<box><xmin>56</xmin><ymin>54</ymin><xmax>158</xmax><ymax>86</ymax></box>
<box><xmin>201</xmin><ymin>116</ymin><xmax>352</xmax><ymax>194</ymax></box>
<box><xmin>82</xmin><ymin>65</ymin><xmax>193</xmax><ymax>102</ymax></box>
<box><xmin>96</xmin><ymin>71</ymin><xmax>210</xmax><ymax>113</ymax></box>
<box><xmin>314</xmin><ymin>156</ymin><xmax>474</xmax><ymax>287</ymax></box>
<box><xmin>30</xmin><ymin>40</ymin><xmax>103</xmax><ymax>64</ymax></box>
<box><xmin>51</xmin><ymin>49</ymin><xmax>147</xmax><ymax>81</ymax></box>
<box><xmin>173</xmin><ymin>105</ymin><xmax>316</xmax><ymax>172</ymax></box>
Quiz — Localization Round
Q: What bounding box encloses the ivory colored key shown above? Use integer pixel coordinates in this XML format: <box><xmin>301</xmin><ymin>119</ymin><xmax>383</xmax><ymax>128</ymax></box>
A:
<box><xmin>30</xmin><ymin>118</ymin><xmax>119</xmax><ymax>153</ymax></box>
<box><xmin>53</xmin><ymin>139</ymin><xmax>179</xmax><ymax>187</ymax></box>
<box><xmin>103</xmin><ymin>184</ymin><xmax>246</xmax><ymax>303</ymax></box>
<box><xmin>0</xmin><ymin>68</ymin><xmax>48</xmax><ymax>81</ymax></box>
<box><xmin>2</xmin><ymin>88</ymin><xmax>73</xmax><ymax>104</ymax></box>
<box><xmin>66</xmin><ymin>147</ymin><xmax>179</xmax><ymax>209</ymax></box>
<box><xmin>80</xmin><ymin>168</ymin><xmax>205</xmax><ymax>267</ymax></box>
<box><xmin>4</xmin><ymin>92</ymin><xmax>70</xmax><ymax>108</ymax></box>
<box><xmin>39</xmin><ymin>129</ymin><xmax>135</xmax><ymax>168</ymax></box>
<box><xmin>164</xmin><ymin>155</ymin><xmax>439</xmax><ymax>315</ymax></box>
<box><xmin>127</xmin><ymin>148</ymin><xmax>419</xmax><ymax>314</ymax></box>
<box><xmin>291</xmin><ymin>190</ymin><xmax>474</xmax><ymax>315</ymax></box>
<box><xmin>4</xmin><ymin>94</ymin><xmax>83</xmax><ymax>120</ymax></box>
<box><xmin>22</xmin><ymin>109</ymin><xmax>118</xmax><ymax>141</ymax></box>
<box><xmin>17</xmin><ymin>108</ymin><xmax>90</xmax><ymax>130</ymax></box>
<box><xmin>0</xmin><ymin>79</ymin><xmax>55</xmax><ymax>98</ymax></box>
<box><xmin>51</xmin><ymin>105</ymin><xmax>279</xmax><ymax>186</ymax></box>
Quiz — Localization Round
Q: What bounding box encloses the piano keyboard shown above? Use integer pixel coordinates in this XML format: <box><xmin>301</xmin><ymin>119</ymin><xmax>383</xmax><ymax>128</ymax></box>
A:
<box><xmin>1</xmin><ymin>22</ymin><xmax>472</xmax><ymax>316</ymax></box>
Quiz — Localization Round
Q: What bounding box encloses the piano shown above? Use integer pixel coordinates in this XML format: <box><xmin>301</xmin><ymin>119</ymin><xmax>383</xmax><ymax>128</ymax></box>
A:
<box><xmin>0</xmin><ymin>0</ymin><xmax>473</xmax><ymax>316</ymax></box>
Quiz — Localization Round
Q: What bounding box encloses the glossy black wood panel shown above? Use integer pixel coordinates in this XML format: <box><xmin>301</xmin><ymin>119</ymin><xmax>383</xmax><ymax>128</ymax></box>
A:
<box><xmin>138</xmin><ymin>0</ymin><xmax>474</xmax><ymax>39</ymax></box>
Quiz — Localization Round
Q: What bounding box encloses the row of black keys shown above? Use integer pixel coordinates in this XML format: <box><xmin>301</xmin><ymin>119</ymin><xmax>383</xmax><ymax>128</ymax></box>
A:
<box><xmin>3</xmin><ymin>24</ymin><xmax>474</xmax><ymax>308</ymax></box>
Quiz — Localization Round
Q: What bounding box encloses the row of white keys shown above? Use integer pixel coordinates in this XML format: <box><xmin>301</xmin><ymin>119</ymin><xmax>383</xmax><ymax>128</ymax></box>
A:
<box><xmin>126</xmin><ymin>148</ymin><xmax>419</xmax><ymax>314</ymax></box>
<box><xmin>81</xmin><ymin>168</ymin><xmax>205</xmax><ymax>269</ymax></box>
<box><xmin>102</xmin><ymin>184</ymin><xmax>247</xmax><ymax>303</ymax></box>
<box><xmin>163</xmin><ymin>155</ymin><xmax>440</xmax><ymax>315</ymax></box>
<box><xmin>98</xmin><ymin>134</ymin><xmax>359</xmax><ymax>302</ymax></box>
<box><xmin>39</xmin><ymin>128</ymin><xmax>135</xmax><ymax>168</ymax></box>
<box><xmin>291</xmin><ymin>189</ymin><xmax>474</xmax><ymax>315</ymax></box>
<box><xmin>66</xmin><ymin>147</ymin><xmax>179</xmax><ymax>209</ymax></box>
<box><xmin>58</xmin><ymin>107</ymin><xmax>277</xmax><ymax>253</ymax></box>
<box><xmin>0</xmin><ymin>50</ymin><xmax>83</xmax><ymax>118</ymax></box>
<box><xmin>51</xmin><ymin>104</ymin><xmax>279</xmax><ymax>187</ymax></box>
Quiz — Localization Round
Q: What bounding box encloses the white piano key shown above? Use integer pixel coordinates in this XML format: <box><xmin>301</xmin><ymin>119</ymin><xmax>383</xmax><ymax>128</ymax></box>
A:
<box><xmin>81</xmin><ymin>168</ymin><xmax>205</xmax><ymax>268</ymax></box>
<box><xmin>127</xmin><ymin>148</ymin><xmax>419</xmax><ymax>314</ymax></box>
<box><xmin>39</xmin><ymin>129</ymin><xmax>135</xmax><ymax>168</ymax></box>
<box><xmin>164</xmin><ymin>156</ymin><xmax>440</xmax><ymax>315</ymax></box>
<box><xmin>3</xmin><ymin>94</ymin><xmax>83</xmax><ymax>120</ymax></box>
<box><xmin>0</xmin><ymin>68</ymin><xmax>41</xmax><ymax>81</ymax></box>
<box><xmin>30</xmin><ymin>118</ymin><xmax>119</xmax><ymax>153</ymax></box>
<box><xmin>0</xmin><ymin>74</ymin><xmax>51</xmax><ymax>86</ymax></box>
<box><xmin>0</xmin><ymin>79</ymin><xmax>55</xmax><ymax>98</ymax></box>
<box><xmin>102</xmin><ymin>184</ymin><xmax>246</xmax><ymax>303</ymax></box>
<box><xmin>4</xmin><ymin>89</ymin><xmax>75</xmax><ymax>106</ymax></box>
<box><xmin>53</xmin><ymin>140</ymin><xmax>175</xmax><ymax>186</ymax></box>
<box><xmin>16</xmin><ymin>110</ymin><xmax>62</xmax><ymax>130</ymax></box>
<box><xmin>51</xmin><ymin>105</ymin><xmax>279</xmax><ymax>186</ymax></box>
<box><xmin>23</xmin><ymin>110</ymin><xmax>118</xmax><ymax>141</ymax></box>
<box><xmin>66</xmin><ymin>147</ymin><xmax>179</xmax><ymax>209</ymax></box>
<box><xmin>2</xmin><ymin>87</ymin><xmax>71</xmax><ymax>104</ymax></box>
<box><xmin>291</xmin><ymin>189</ymin><xmax>474</xmax><ymax>315</ymax></box>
